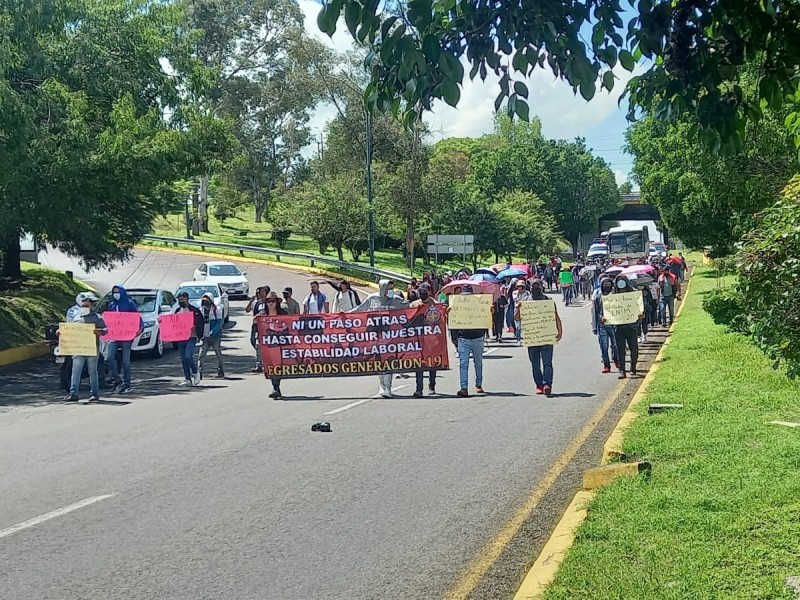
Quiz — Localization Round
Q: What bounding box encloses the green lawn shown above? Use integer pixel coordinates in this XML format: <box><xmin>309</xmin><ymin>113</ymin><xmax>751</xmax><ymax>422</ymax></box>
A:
<box><xmin>0</xmin><ymin>263</ymin><xmax>92</xmax><ymax>351</ymax></box>
<box><xmin>544</xmin><ymin>267</ymin><xmax>800</xmax><ymax>600</ymax></box>
<box><xmin>148</xmin><ymin>210</ymin><xmax>475</xmax><ymax>279</ymax></box>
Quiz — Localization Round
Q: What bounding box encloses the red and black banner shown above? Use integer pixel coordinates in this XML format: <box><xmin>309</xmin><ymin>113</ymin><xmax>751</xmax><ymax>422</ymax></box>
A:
<box><xmin>256</xmin><ymin>305</ymin><xmax>450</xmax><ymax>379</ymax></box>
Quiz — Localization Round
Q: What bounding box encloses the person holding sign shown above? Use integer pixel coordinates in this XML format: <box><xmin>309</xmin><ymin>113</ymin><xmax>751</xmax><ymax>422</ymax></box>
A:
<box><xmin>609</xmin><ymin>276</ymin><xmax>642</xmax><ymax>379</ymax></box>
<box><xmin>105</xmin><ymin>285</ymin><xmax>143</xmax><ymax>395</ymax></box>
<box><xmin>591</xmin><ymin>276</ymin><xmax>619</xmax><ymax>374</ymax></box>
<box><xmin>523</xmin><ymin>280</ymin><xmax>563</xmax><ymax>396</ymax></box>
<box><xmin>173</xmin><ymin>291</ymin><xmax>204</xmax><ymax>387</ymax></box>
<box><xmin>410</xmin><ymin>283</ymin><xmax>437</xmax><ymax>397</ymax></box>
<box><xmin>452</xmin><ymin>286</ymin><xmax>490</xmax><ymax>398</ymax></box>
<box><xmin>61</xmin><ymin>293</ymin><xmax>107</xmax><ymax>403</ymax></box>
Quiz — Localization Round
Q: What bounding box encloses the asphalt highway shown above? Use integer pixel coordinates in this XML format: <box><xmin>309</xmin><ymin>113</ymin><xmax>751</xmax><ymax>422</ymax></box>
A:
<box><xmin>0</xmin><ymin>248</ymin><xmax>668</xmax><ymax>600</ymax></box>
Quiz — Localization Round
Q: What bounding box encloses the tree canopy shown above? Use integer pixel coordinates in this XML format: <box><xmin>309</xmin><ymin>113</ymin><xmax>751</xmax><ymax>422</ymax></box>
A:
<box><xmin>320</xmin><ymin>0</ymin><xmax>800</xmax><ymax>153</ymax></box>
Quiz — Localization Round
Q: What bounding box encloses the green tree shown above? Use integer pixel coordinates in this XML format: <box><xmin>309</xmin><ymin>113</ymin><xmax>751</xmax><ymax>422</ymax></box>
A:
<box><xmin>0</xmin><ymin>0</ymin><xmax>231</xmax><ymax>280</ymax></box>
<box><xmin>619</xmin><ymin>181</ymin><xmax>633</xmax><ymax>195</ymax></box>
<box><xmin>320</xmin><ymin>0</ymin><xmax>800</xmax><ymax>152</ymax></box>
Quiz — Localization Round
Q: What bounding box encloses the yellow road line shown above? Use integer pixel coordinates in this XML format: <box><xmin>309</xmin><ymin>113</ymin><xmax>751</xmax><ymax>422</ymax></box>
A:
<box><xmin>443</xmin><ymin>376</ymin><xmax>629</xmax><ymax>600</ymax></box>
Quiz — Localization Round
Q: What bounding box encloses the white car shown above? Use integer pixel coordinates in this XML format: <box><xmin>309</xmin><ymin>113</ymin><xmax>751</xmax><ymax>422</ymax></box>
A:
<box><xmin>174</xmin><ymin>281</ymin><xmax>230</xmax><ymax>323</ymax></box>
<box><xmin>587</xmin><ymin>243</ymin><xmax>609</xmax><ymax>259</ymax></box>
<box><xmin>96</xmin><ymin>288</ymin><xmax>176</xmax><ymax>359</ymax></box>
<box><xmin>648</xmin><ymin>243</ymin><xmax>668</xmax><ymax>258</ymax></box>
<box><xmin>192</xmin><ymin>261</ymin><xmax>249</xmax><ymax>299</ymax></box>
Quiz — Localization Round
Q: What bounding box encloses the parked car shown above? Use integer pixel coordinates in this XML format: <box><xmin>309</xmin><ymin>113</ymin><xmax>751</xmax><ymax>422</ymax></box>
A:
<box><xmin>648</xmin><ymin>242</ymin><xmax>668</xmax><ymax>258</ymax></box>
<box><xmin>174</xmin><ymin>281</ymin><xmax>230</xmax><ymax>323</ymax></box>
<box><xmin>192</xmin><ymin>261</ymin><xmax>249</xmax><ymax>299</ymax></box>
<box><xmin>587</xmin><ymin>243</ymin><xmax>610</xmax><ymax>259</ymax></box>
<box><xmin>96</xmin><ymin>288</ymin><xmax>176</xmax><ymax>359</ymax></box>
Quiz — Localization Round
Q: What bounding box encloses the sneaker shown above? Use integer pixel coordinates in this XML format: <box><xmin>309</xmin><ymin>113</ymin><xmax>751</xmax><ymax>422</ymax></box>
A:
<box><xmin>192</xmin><ymin>372</ymin><xmax>201</xmax><ymax>386</ymax></box>
<box><xmin>216</xmin><ymin>370</ymin><xmax>225</xmax><ymax>378</ymax></box>
<box><xmin>268</xmin><ymin>390</ymin><xmax>279</xmax><ymax>398</ymax></box>
<box><xmin>89</xmin><ymin>395</ymin><xmax>99</xmax><ymax>402</ymax></box>
<box><xmin>535</xmin><ymin>387</ymin><xmax>544</xmax><ymax>395</ymax></box>
<box><xmin>631</xmin><ymin>369</ymin><xmax>638</xmax><ymax>376</ymax></box>
<box><xmin>413</xmin><ymin>390</ymin><xmax>423</xmax><ymax>398</ymax></box>
<box><xmin>273</xmin><ymin>392</ymin><xmax>283</xmax><ymax>400</ymax></box>
<box><xmin>618</xmin><ymin>371</ymin><xmax>627</xmax><ymax>379</ymax></box>
<box><xmin>178</xmin><ymin>379</ymin><xmax>193</xmax><ymax>387</ymax></box>
<box><xmin>381</xmin><ymin>388</ymin><xmax>393</xmax><ymax>398</ymax></box>
<box><xmin>516</xmin><ymin>341</ymin><xmax>523</xmax><ymax>347</ymax></box>
<box><xmin>643</xmin><ymin>335</ymin><xmax>649</xmax><ymax>343</ymax></box>
<box><xmin>80</xmin><ymin>397</ymin><xmax>91</xmax><ymax>404</ymax></box>
<box><xmin>109</xmin><ymin>382</ymin><xmax>121</xmax><ymax>394</ymax></box>
<box><xmin>543</xmin><ymin>385</ymin><xmax>552</xmax><ymax>397</ymax></box>
<box><xmin>251</xmin><ymin>366</ymin><xmax>263</xmax><ymax>373</ymax></box>
<box><xmin>602</xmin><ymin>366</ymin><xmax>611</xmax><ymax>374</ymax></box>
<box><xmin>377</xmin><ymin>386</ymin><xmax>387</xmax><ymax>397</ymax></box>
<box><xmin>65</xmin><ymin>395</ymin><xmax>79</xmax><ymax>402</ymax></box>
<box><xmin>476</xmin><ymin>386</ymin><xmax>485</xmax><ymax>394</ymax></box>
<box><xmin>429</xmin><ymin>388</ymin><xmax>437</xmax><ymax>396</ymax></box>
<box><xmin>118</xmin><ymin>385</ymin><xmax>131</xmax><ymax>394</ymax></box>
<box><xmin>456</xmin><ymin>389</ymin><xmax>470</xmax><ymax>397</ymax></box>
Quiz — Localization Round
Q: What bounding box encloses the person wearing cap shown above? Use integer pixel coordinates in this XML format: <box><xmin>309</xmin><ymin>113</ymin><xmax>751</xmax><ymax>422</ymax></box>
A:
<box><xmin>410</xmin><ymin>283</ymin><xmax>437</xmax><ymax>396</ymax></box>
<box><xmin>453</xmin><ymin>285</ymin><xmax>488</xmax><ymax>398</ymax></box>
<box><xmin>591</xmin><ymin>276</ymin><xmax>619</xmax><ymax>373</ymax></box>
<box><xmin>282</xmin><ymin>287</ymin><xmax>301</xmax><ymax>315</ymax></box>
<box><xmin>173</xmin><ymin>291</ymin><xmax>204</xmax><ymax>386</ymax></box>
<box><xmin>658</xmin><ymin>265</ymin><xmax>681</xmax><ymax>327</ymax></box>
<box><xmin>247</xmin><ymin>286</ymin><xmax>269</xmax><ymax>372</ymax></box>
<box><xmin>512</xmin><ymin>279</ymin><xmax>532</xmax><ymax>346</ymax></box>
<box><xmin>331</xmin><ymin>280</ymin><xmax>360</xmax><ymax>313</ymax></box>
<box><xmin>350</xmin><ymin>279</ymin><xmax>408</xmax><ymax>397</ymax></box>
<box><xmin>61</xmin><ymin>293</ymin><xmax>107</xmax><ymax>403</ymax></box>
<box><xmin>525</xmin><ymin>279</ymin><xmax>563</xmax><ymax>396</ymax></box>
<box><xmin>105</xmin><ymin>284</ymin><xmax>144</xmax><ymax>395</ymax></box>
<box><xmin>263</xmin><ymin>291</ymin><xmax>289</xmax><ymax>399</ymax></box>
<box><xmin>199</xmin><ymin>292</ymin><xmax>225</xmax><ymax>378</ymax></box>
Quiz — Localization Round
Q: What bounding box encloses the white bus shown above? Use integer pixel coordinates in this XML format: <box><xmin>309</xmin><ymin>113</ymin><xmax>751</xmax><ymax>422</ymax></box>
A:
<box><xmin>604</xmin><ymin>226</ymin><xmax>649</xmax><ymax>260</ymax></box>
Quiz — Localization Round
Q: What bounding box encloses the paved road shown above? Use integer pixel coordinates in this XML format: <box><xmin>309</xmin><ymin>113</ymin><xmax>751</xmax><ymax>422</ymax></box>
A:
<box><xmin>0</xmin><ymin>249</ymin><xmax>667</xmax><ymax>600</ymax></box>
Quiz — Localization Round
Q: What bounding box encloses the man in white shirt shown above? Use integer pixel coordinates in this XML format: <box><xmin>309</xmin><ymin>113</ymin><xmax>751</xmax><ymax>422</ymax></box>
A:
<box><xmin>331</xmin><ymin>280</ymin><xmax>360</xmax><ymax>312</ymax></box>
<box><xmin>302</xmin><ymin>281</ymin><xmax>329</xmax><ymax>314</ymax></box>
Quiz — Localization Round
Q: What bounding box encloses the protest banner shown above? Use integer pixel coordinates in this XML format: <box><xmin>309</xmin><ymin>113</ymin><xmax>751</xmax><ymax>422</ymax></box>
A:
<box><xmin>101</xmin><ymin>311</ymin><xmax>141</xmax><ymax>341</ymax></box>
<box><xmin>519</xmin><ymin>300</ymin><xmax>558</xmax><ymax>346</ymax></box>
<box><xmin>256</xmin><ymin>304</ymin><xmax>450</xmax><ymax>379</ymax></box>
<box><xmin>602</xmin><ymin>292</ymin><xmax>642</xmax><ymax>325</ymax></box>
<box><xmin>159</xmin><ymin>312</ymin><xmax>195</xmax><ymax>342</ymax></box>
<box><xmin>58</xmin><ymin>322</ymin><xmax>98</xmax><ymax>356</ymax></box>
<box><xmin>447</xmin><ymin>294</ymin><xmax>492</xmax><ymax>329</ymax></box>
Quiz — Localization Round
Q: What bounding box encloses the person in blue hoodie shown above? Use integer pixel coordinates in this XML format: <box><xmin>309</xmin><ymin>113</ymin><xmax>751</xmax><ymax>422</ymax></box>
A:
<box><xmin>106</xmin><ymin>284</ymin><xmax>143</xmax><ymax>394</ymax></box>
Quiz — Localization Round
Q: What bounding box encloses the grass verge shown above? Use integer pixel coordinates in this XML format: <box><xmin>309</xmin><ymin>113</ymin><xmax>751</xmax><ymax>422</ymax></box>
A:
<box><xmin>544</xmin><ymin>266</ymin><xmax>800</xmax><ymax>600</ymax></box>
<box><xmin>0</xmin><ymin>263</ymin><xmax>91</xmax><ymax>351</ymax></box>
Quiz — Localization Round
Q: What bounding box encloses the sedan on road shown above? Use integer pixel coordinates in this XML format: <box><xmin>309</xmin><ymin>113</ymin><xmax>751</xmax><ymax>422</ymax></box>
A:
<box><xmin>174</xmin><ymin>281</ymin><xmax>230</xmax><ymax>323</ymax></box>
<box><xmin>96</xmin><ymin>288</ymin><xmax>176</xmax><ymax>358</ymax></box>
<box><xmin>192</xmin><ymin>261</ymin><xmax>249</xmax><ymax>299</ymax></box>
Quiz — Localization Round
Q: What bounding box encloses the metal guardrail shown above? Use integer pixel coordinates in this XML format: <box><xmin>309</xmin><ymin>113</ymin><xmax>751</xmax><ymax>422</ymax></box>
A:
<box><xmin>142</xmin><ymin>235</ymin><xmax>412</xmax><ymax>284</ymax></box>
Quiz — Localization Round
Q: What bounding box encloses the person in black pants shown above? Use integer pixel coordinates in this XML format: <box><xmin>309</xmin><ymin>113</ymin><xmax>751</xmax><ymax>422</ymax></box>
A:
<box><xmin>611</xmin><ymin>275</ymin><xmax>642</xmax><ymax>379</ymax></box>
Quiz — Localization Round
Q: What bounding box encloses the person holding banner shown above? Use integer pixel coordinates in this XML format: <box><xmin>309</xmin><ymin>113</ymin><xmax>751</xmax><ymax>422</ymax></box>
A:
<box><xmin>263</xmin><ymin>291</ymin><xmax>288</xmax><ymax>399</ymax></box>
<box><xmin>524</xmin><ymin>280</ymin><xmax>563</xmax><ymax>396</ymax></box>
<box><xmin>173</xmin><ymin>291</ymin><xmax>204</xmax><ymax>386</ymax></box>
<box><xmin>247</xmin><ymin>287</ymin><xmax>269</xmax><ymax>372</ymax></box>
<box><xmin>609</xmin><ymin>276</ymin><xmax>642</xmax><ymax>379</ymax></box>
<box><xmin>591</xmin><ymin>276</ymin><xmax>619</xmax><ymax>374</ymax></box>
<box><xmin>350</xmin><ymin>279</ymin><xmax>409</xmax><ymax>398</ymax></box>
<box><xmin>105</xmin><ymin>285</ymin><xmax>143</xmax><ymax>394</ymax></box>
<box><xmin>410</xmin><ymin>283</ymin><xmax>437</xmax><ymax>397</ymax></box>
<box><xmin>61</xmin><ymin>293</ymin><xmax>107</xmax><ymax>403</ymax></box>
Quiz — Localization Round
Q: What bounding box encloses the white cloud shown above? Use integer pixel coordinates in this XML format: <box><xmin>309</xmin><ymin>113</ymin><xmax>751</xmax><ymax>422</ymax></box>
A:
<box><xmin>614</xmin><ymin>169</ymin><xmax>628</xmax><ymax>185</ymax></box>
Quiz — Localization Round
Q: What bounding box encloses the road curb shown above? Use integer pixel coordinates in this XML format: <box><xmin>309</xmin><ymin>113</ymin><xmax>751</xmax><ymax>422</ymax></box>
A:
<box><xmin>0</xmin><ymin>342</ymin><xmax>50</xmax><ymax>368</ymax></box>
<box><xmin>135</xmin><ymin>243</ymin><xmax>381</xmax><ymax>290</ymax></box>
<box><xmin>512</xmin><ymin>267</ymin><xmax>696</xmax><ymax>600</ymax></box>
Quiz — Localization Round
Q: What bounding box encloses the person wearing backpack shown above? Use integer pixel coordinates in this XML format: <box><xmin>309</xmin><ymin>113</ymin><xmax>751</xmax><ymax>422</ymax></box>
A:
<box><xmin>331</xmin><ymin>280</ymin><xmax>361</xmax><ymax>312</ymax></box>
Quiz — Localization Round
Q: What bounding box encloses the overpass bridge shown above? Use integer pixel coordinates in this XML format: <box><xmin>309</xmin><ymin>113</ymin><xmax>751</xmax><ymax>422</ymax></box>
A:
<box><xmin>598</xmin><ymin>191</ymin><xmax>669</xmax><ymax>246</ymax></box>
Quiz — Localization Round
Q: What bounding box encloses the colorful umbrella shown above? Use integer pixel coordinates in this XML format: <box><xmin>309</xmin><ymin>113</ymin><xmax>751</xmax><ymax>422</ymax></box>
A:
<box><xmin>469</xmin><ymin>273</ymin><xmax>498</xmax><ymax>283</ymax></box>
<box><xmin>604</xmin><ymin>266</ymin><xmax>624</xmax><ymax>276</ymax></box>
<box><xmin>621</xmin><ymin>264</ymin><xmax>656</xmax><ymax>276</ymax></box>
<box><xmin>439</xmin><ymin>280</ymin><xmax>500</xmax><ymax>300</ymax></box>
<box><xmin>496</xmin><ymin>267</ymin><xmax>528</xmax><ymax>280</ymax></box>
<box><xmin>474</xmin><ymin>267</ymin><xmax>499</xmax><ymax>276</ymax></box>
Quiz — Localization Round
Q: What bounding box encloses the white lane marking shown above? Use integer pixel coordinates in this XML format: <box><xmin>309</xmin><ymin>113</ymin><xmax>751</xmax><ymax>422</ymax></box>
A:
<box><xmin>323</xmin><ymin>385</ymin><xmax>411</xmax><ymax>415</ymax></box>
<box><xmin>484</xmin><ymin>347</ymin><xmax>499</xmax><ymax>356</ymax></box>
<box><xmin>0</xmin><ymin>495</ymin><xmax>115</xmax><ymax>540</ymax></box>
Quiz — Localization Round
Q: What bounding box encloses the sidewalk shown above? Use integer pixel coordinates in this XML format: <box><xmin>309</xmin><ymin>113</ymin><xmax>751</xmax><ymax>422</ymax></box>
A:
<box><xmin>541</xmin><ymin>267</ymin><xmax>800</xmax><ymax>599</ymax></box>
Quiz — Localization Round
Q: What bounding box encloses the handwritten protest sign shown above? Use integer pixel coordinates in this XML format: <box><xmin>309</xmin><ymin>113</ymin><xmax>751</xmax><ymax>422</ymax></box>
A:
<box><xmin>520</xmin><ymin>300</ymin><xmax>558</xmax><ymax>346</ymax></box>
<box><xmin>159</xmin><ymin>312</ymin><xmax>194</xmax><ymax>342</ymax></box>
<box><xmin>448</xmin><ymin>294</ymin><xmax>492</xmax><ymax>329</ymax></box>
<box><xmin>58</xmin><ymin>322</ymin><xmax>98</xmax><ymax>356</ymax></box>
<box><xmin>602</xmin><ymin>292</ymin><xmax>642</xmax><ymax>325</ymax></box>
<box><xmin>101</xmin><ymin>311</ymin><xmax>141</xmax><ymax>341</ymax></box>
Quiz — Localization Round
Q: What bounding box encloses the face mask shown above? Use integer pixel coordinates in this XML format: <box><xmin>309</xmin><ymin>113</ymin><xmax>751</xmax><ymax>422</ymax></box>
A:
<box><xmin>418</xmin><ymin>291</ymin><xmax>429</xmax><ymax>300</ymax></box>
<box><xmin>113</xmin><ymin>293</ymin><xmax>121</xmax><ymax>301</ymax></box>
<box><xmin>81</xmin><ymin>307</ymin><xmax>91</xmax><ymax>316</ymax></box>
<box><xmin>616</xmin><ymin>280</ymin><xmax>627</xmax><ymax>289</ymax></box>
<box><xmin>202</xmin><ymin>300</ymin><xmax>211</xmax><ymax>306</ymax></box>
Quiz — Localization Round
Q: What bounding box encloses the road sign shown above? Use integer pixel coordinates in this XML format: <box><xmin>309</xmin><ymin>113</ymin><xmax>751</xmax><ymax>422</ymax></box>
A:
<box><xmin>427</xmin><ymin>235</ymin><xmax>474</xmax><ymax>245</ymax></box>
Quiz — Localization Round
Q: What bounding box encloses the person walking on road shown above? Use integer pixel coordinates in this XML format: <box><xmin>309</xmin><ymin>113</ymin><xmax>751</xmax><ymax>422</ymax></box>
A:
<box><xmin>105</xmin><ymin>284</ymin><xmax>143</xmax><ymax>394</ymax></box>
<box><xmin>264</xmin><ymin>291</ymin><xmax>288</xmax><ymax>399</ymax></box>
<box><xmin>199</xmin><ymin>292</ymin><xmax>225</xmax><ymax>378</ymax></box>
<box><xmin>610</xmin><ymin>276</ymin><xmax>642</xmax><ymax>379</ymax></box>
<box><xmin>174</xmin><ymin>291</ymin><xmax>204</xmax><ymax>387</ymax></box>
<box><xmin>658</xmin><ymin>266</ymin><xmax>682</xmax><ymax>327</ymax></box>
<box><xmin>525</xmin><ymin>280</ymin><xmax>563</xmax><ymax>396</ymax></box>
<box><xmin>62</xmin><ymin>293</ymin><xmax>107</xmax><ymax>403</ymax></box>
<box><xmin>591</xmin><ymin>276</ymin><xmax>619</xmax><ymax>373</ymax></box>
<box><xmin>350</xmin><ymin>279</ymin><xmax>408</xmax><ymax>397</ymax></box>
<box><xmin>453</xmin><ymin>286</ymin><xmax>488</xmax><ymax>398</ymax></box>
<box><xmin>247</xmin><ymin>287</ymin><xmax>269</xmax><ymax>372</ymax></box>
<box><xmin>303</xmin><ymin>281</ymin><xmax>329</xmax><ymax>314</ymax></box>
<box><xmin>282</xmin><ymin>287</ymin><xmax>301</xmax><ymax>315</ymax></box>
<box><xmin>331</xmin><ymin>280</ymin><xmax>360</xmax><ymax>313</ymax></box>
<box><xmin>410</xmin><ymin>283</ymin><xmax>437</xmax><ymax>396</ymax></box>
<box><xmin>512</xmin><ymin>280</ymin><xmax>532</xmax><ymax>346</ymax></box>
<box><xmin>559</xmin><ymin>267</ymin><xmax>575</xmax><ymax>305</ymax></box>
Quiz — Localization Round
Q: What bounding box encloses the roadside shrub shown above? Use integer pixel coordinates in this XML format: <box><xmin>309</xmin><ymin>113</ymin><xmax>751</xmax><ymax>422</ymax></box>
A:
<box><xmin>703</xmin><ymin>287</ymin><xmax>746</xmax><ymax>332</ymax></box>
<box><xmin>271</xmin><ymin>229</ymin><xmax>291</xmax><ymax>249</ymax></box>
<box><xmin>734</xmin><ymin>175</ymin><xmax>800</xmax><ymax>377</ymax></box>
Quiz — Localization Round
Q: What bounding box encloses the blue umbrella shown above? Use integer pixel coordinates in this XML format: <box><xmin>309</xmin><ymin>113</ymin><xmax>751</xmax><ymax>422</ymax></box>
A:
<box><xmin>497</xmin><ymin>267</ymin><xmax>528</xmax><ymax>280</ymax></box>
<box><xmin>470</xmin><ymin>273</ymin><xmax>498</xmax><ymax>283</ymax></box>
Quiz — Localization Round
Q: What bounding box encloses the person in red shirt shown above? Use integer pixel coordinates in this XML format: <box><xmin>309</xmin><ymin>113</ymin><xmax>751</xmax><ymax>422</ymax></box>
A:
<box><xmin>658</xmin><ymin>267</ymin><xmax>682</xmax><ymax>327</ymax></box>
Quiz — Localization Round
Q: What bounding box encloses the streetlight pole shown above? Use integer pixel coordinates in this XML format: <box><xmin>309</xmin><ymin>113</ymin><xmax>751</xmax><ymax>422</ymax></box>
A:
<box><xmin>365</xmin><ymin>111</ymin><xmax>375</xmax><ymax>267</ymax></box>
